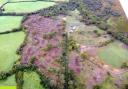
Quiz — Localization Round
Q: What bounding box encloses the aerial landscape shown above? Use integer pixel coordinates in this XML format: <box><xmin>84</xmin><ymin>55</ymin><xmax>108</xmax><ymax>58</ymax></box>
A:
<box><xmin>0</xmin><ymin>0</ymin><xmax>128</xmax><ymax>89</ymax></box>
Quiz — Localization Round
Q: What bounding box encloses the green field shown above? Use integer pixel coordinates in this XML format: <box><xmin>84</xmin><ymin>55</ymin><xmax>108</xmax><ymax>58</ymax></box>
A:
<box><xmin>0</xmin><ymin>0</ymin><xmax>7</xmax><ymax>6</ymax></box>
<box><xmin>0</xmin><ymin>16</ymin><xmax>23</xmax><ymax>32</ymax></box>
<box><xmin>23</xmin><ymin>72</ymin><xmax>44</xmax><ymax>89</ymax></box>
<box><xmin>0</xmin><ymin>32</ymin><xmax>25</xmax><ymax>72</ymax></box>
<box><xmin>99</xmin><ymin>41</ymin><xmax>128</xmax><ymax>67</ymax></box>
<box><xmin>0</xmin><ymin>1</ymin><xmax>55</xmax><ymax>87</ymax></box>
<box><xmin>11</xmin><ymin>0</ymin><xmax>36</xmax><ymax>1</ymax></box>
<box><xmin>0</xmin><ymin>75</ymin><xmax>16</xmax><ymax>86</ymax></box>
<box><xmin>3</xmin><ymin>1</ymin><xmax>55</xmax><ymax>13</ymax></box>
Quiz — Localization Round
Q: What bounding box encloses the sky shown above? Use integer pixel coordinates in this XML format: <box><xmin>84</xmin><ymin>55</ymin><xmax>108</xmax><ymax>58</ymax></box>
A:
<box><xmin>119</xmin><ymin>0</ymin><xmax>128</xmax><ymax>19</ymax></box>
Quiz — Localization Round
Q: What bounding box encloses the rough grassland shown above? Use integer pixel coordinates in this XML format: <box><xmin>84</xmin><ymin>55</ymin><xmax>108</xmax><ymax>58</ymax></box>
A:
<box><xmin>65</xmin><ymin>11</ymin><xmax>128</xmax><ymax>67</ymax></box>
<box><xmin>0</xmin><ymin>16</ymin><xmax>23</xmax><ymax>32</ymax></box>
<box><xmin>99</xmin><ymin>41</ymin><xmax>128</xmax><ymax>67</ymax></box>
<box><xmin>0</xmin><ymin>32</ymin><xmax>25</xmax><ymax>72</ymax></box>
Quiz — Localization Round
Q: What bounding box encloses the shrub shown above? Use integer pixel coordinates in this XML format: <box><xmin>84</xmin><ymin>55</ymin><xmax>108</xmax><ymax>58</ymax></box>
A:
<box><xmin>0</xmin><ymin>72</ymin><xmax>8</xmax><ymax>80</ymax></box>
<box><xmin>93</xmin><ymin>85</ymin><xmax>101</xmax><ymax>89</ymax></box>
<box><xmin>80</xmin><ymin>52</ymin><xmax>89</xmax><ymax>59</ymax></box>
<box><xmin>15</xmin><ymin>71</ymin><xmax>24</xmax><ymax>89</ymax></box>
<box><xmin>43</xmin><ymin>43</ymin><xmax>53</xmax><ymax>51</ymax></box>
<box><xmin>0</xmin><ymin>70</ymin><xmax>15</xmax><ymax>80</ymax></box>
<box><xmin>93</xmin><ymin>75</ymin><xmax>117</xmax><ymax>89</ymax></box>
<box><xmin>111</xmin><ymin>32</ymin><xmax>128</xmax><ymax>45</ymax></box>
<box><xmin>115</xmin><ymin>17</ymin><xmax>128</xmax><ymax>32</ymax></box>
<box><xmin>68</xmin><ymin>38</ymin><xmax>78</xmax><ymax>51</ymax></box>
<box><xmin>43</xmin><ymin>32</ymin><xmax>56</xmax><ymax>39</ymax></box>
<box><xmin>121</xmin><ymin>61</ymin><xmax>128</xmax><ymax>68</ymax></box>
<box><xmin>98</xmin><ymin>22</ymin><xmax>108</xmax><ymax>30</ymax></box>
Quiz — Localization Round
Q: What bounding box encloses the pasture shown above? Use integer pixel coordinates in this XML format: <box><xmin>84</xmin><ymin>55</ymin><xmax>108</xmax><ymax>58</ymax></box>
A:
<box><xmin>3</xmin><ymin>1</ymin><xmax>55</xmax><ymax>13</ymax></box>
<box><xmin>0</xmin><ymin>75</ymin><xmax>16</xmax><ymax>86</ymax></box>
<box><xmin>99</xmin><ymin>41</ymin><xmax>128</xmax><ymax>67</ymax></box>
<box><xmin>23</xmin><ymin>72</ymin><xmax>45</xmax><ymax>89</ymax></box>
<box><xmin>0</xmin><ymin>0</ymin><xmax>56</xmax><ymax>87</ymax></box>
<box><xmin>0</xmin><ymin>32</ymin><xmax>25</xmax><ymax>72</ymax></box>
<box><xmin>0</xmin><ymin>16</ymin><xmax>23</xmax><ymax>32</ymax></box>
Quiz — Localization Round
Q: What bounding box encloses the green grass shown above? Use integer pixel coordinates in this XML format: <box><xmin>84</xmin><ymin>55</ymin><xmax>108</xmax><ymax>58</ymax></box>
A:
<box><xmin>0</xmin><ymin>16</ymin><xmax>23</xmax><ymax>32</ymax></box>
<box><xmin>0</xmin><ymin>0</ymin><xmax>7</xmax><ymax>6</ymax></box>
<box><xmin>100</xmin><ymin>76</ymin><xmax>117</xmax><ymax>89</ymax></box>
<box><xmin>0</xmin><ymin>75</ymin><xmax>16</xmax><ymax>86</ymax></box>
<box><xmin>0</xmin><ymin>32</ymin><xmax>25</xmax><ymax>72</ymax></box>
<box><xmin>10</xmin><ymin>0</ymin><xmax>36</xmax><ymax>1</ymax></box>
<box><xmin>23</xmin><ymin>72</ymin><xmax>45</xmax><ymax>89</ymax></box>
<box><xmin>3</xmin><ymin>1</ymin><xmax>55</xmax><ymax>13</ymax></box>
<box><xmin>0</xmin><ymin>1</ymin><xmax>55</xmax><ymax>87</ymax></box>
<box><xmin>0</xmin><ymin>0</ymin><xmax>36</xmax><ymax>6</ymax></box>
<box><xmin>99</xmin><ymin>41</ymin><xmax>128</xmax><ymax>67</ymax></box>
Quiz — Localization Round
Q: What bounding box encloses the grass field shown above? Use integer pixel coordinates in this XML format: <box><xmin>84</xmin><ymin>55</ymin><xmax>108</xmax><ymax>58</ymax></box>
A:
<box><xmin>11</xmin><ymin>0</ymin><xmax>36</xmax><ymax>1</ymax></box>
<box><xmin>23</xmin><ymin>72</ymin><xmax>44</xmax><ymax>89</ymax></box>
<box><xmin>0</xmin><ymin>0</ymin><xmax>7</xmax><ymax>6</ymax></box>
<box><xmin>0</xmin><ymin>75</ymin><xmax>16</xmax><ymax>86</ymax></box>
<box><xmin>0</xmin><ymin>32</ymin><xmax>25</xmax><ymax>72</ymax></box>
<box><xmin>3</xmin><ymin>1</ymin><xmax>55</xmax><ymax>13</ymax></box>
<box><xmin>0</xmin><ymin>0</ymin><xmax>55</xmax><ymax>87</ymax></box>
<box><xmin>0</xmin><ymin>16</ymin><xmax>23</xmax><ymax>32</ymax></box>
<box><xmin>99</xmin><ymin>41</ymin><xmax>128</xmax><ymax>67</ymax></box>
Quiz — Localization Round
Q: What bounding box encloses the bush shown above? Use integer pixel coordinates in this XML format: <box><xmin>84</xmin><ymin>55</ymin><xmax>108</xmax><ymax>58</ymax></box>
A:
<box><xmin>15</xmin><ymin>71</ymin><xmax>24</xmax><ymax>89</ymax></box>
<box><xmin>0</xmin><ymin>72</ymin><xmax>8</xmax><ymax>80</ymax></box>
<box><xmin>109</xmin><ymin>17</ymin><xmax>128</xmax><ymax>45</ymax></box>
<box><xmin>111</xmin><ymin>32</ymin><xmax>128</xmax><ymax>45</ymax></box>
<box><xmin>43</xmin><ymin>32</ymin><xmax>56</xmax><ymax>39</ymax></box>
<box><xmin>98</xmin><ymin>22</ymin><xmax>108</xmax><ymax>30</ymax></box>
<box><xmin>93</xmin><ymin>85</ymin><xmax>101</xmax><ymax>89</ymax></box>
<box><xmin>68</xmin><ymin>38</ymin><xmax>78</xmax><ymax>51</ymax></box>
<box><xmin>121</xmin><ymin>61</ymin><xmax>128</xmax><ymax>68</ymax></box>
<box><xmin>0</xmin><ymin>70</ymin><xmax>14</xmax><ymax>80</ymax></box>
<box><xmin>43</xmin><ymin>43</ymin><xmax>53</xmax><ymax>51</ymax></box>
<box><xmin>115</xmin><ymin>17</ymin><xmax>128</xmax><ymax>32</ymax></box>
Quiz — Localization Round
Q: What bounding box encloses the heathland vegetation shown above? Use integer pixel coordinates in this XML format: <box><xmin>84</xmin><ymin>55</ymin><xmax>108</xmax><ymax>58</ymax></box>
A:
<box><xmin>0</xmin><ymin>0</ymin><xmax>128</xmax><ymax>89</ymax></box>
